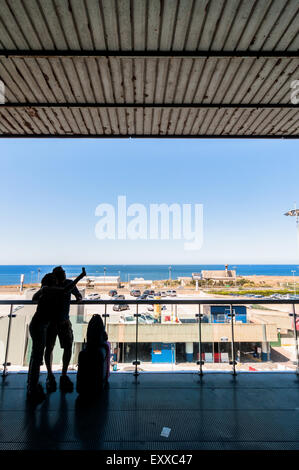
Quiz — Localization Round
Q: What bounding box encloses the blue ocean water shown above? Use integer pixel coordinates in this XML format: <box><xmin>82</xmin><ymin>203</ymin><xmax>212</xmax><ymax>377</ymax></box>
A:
<box><xmin>0</xmin><ymin>265</ymin><xmax>298</xmax><ymax>286</ymax></box>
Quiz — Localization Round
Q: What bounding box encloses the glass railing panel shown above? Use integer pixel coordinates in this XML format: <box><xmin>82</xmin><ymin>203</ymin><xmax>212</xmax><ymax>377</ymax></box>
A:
<box><xmin>0</xmin><ymin>305</ymin><xmax>12</xmax><ymax>371</ymax></box>
<box><xmin>1</xmin><ymin>298</ymin><xmax>298</xmax><ymax>376</ymax></box>
<box><xmin>130</xmin><ymin>301</ymin><xmax>199</xmax><ymax>372</ymax></box>
<box><xmin>1</xmin><ymin>304</ymin><xmax>35</xmax><ymax>372</ymax></box>
<box><xmin>236</xmin><ymin>301</ymin><xmax>298</xmax><ymax>372</ymax></box>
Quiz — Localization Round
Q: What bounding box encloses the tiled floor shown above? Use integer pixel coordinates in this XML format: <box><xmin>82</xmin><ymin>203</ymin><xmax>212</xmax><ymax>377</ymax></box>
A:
<box><xmin>0</xmin><ymin>372</ymin><xmax>299</xmax><ymax>450</ymax></box>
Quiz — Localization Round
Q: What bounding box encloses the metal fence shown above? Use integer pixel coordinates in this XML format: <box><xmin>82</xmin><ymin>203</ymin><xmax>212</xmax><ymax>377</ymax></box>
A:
<box><xmin>0</xmin><ymin>298</ymin><xmax>298</xmax><ymax>378</ymax></box>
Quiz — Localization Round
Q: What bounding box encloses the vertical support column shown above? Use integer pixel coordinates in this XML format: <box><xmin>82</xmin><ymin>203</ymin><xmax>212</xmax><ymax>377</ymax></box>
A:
<box><xmin>103</xmin><ymin>303</ymin><xmax>108</xmax><ymax>329</ymax></box>
<box><xmin>2</xmin><ymin>304</ymin><xmax>13</xmax><ymax>378</ymax></box>
<box><xmin>229</xmin><ymin>305</ymin><xmax>237</xmax><ymax>376</ymax></box>
<box><xmin>196</xmin><ymin>304</ymin><xmax>204</xmax><ymax>376</ymax></box>
<box><xmin>292</xmin><ymin>303</ymin><xmax>299</xmax><ymax>374</ymax></box>
<box><xmin>185</xmin><ymin>342</ymin><xmax>193</xmax><ymax>362</ymax></box>
<box><xmin>261</xmin><ymin>324</ymin><xmax>269</xmax><ymax>362</ymax></box>
<box><xmin>261</xmin><ymin>342</ymin><xmax>268</xmax><ymax>361</ymax></box>
<box><xmin>133</xmin><ymin>304</ymin><xmax>140</xmax><ymax>377</ymax></box>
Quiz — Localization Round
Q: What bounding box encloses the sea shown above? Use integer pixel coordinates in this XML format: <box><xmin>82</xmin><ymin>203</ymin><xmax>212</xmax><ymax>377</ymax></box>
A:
<box><xmin>0</xmin><ymin>265</ymin><xmax>298</xmax><ymax>286</ymax></box>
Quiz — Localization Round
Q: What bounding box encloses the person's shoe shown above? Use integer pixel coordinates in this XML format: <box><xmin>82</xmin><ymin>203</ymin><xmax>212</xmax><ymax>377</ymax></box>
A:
<box><xmin>60</xmin><ymin>375</ymin><xmax>73</xmax><ymax>392</ymax></box>
<box><xmin>27</xmin><ymin>383</ymin><xmax>46</xmax><ymax>404</ymax></box>
<box><xmin>46</xmin><ymin>374</ymin><xmax>57</xmax><ymax>392</ymax></box>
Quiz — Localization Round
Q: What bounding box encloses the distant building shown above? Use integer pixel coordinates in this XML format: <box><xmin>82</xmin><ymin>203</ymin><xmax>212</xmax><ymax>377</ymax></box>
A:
<box><xmin>200</xmin><ymin>265</ymin><xmax>237</xmax><ymax>284</ymax></box>
<box><xmin>76</xmin><ymin>275</ymin><xmax>120</xmax><ymax>286</ymax></box>
<box><xmin>130</xmin><ymin>277</ymin><xmax>152</xmax><ymax>286</ymax></box>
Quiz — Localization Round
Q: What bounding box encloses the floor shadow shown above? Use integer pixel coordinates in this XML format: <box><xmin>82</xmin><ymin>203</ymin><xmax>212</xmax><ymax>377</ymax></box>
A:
<box><xmin>23</xmin><ymin>390</ymin><xmax>70</xmax><ymax>449</ymax></box>
<box><xmin>74</xmin><ymin>384</ymin><xmax>110</xmax><ymax>450</ymax></box>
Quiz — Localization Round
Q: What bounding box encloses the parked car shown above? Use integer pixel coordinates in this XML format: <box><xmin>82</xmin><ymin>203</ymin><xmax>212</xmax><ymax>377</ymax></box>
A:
<box><xmin>166</xmin><ymin>290</ymin><xmax>177</xmax><ymax>296</ymax></box>
<box><xmin>146</xmin><ymin>295</ymin><xmax>155</xmax><ymax>300</ymax></box>
<box><xmin>113</xmin><ymin>294</ymin><xmax>125</xmax><ymax>300</ymax></box>
<box><xmin>130</xmin><ymin>289</ymin><xmax>141</xmax><ymax>297</ymax></box>
<box><xmin>138</xmin><ymin>314</ymin><xmax>148</xmax><ymax>324</ymax></box>
<box><xmin>113</xmin><ymin>304</ymin><xmax>129</xmax><ymax>312</ymax></box>
<box><xmin>139</xmin><ymin>313</ymin><xmax>155</xmax><ymax>324</ymax></box>
<box><xmin>143</xmin><ymin>289</ymin><xmax>155</xmax><ymax>296</ymax></box>
<box><xmin>119</xmin><ymin>314</ymin><xmax>149</xmax><ymax>324</ymax></box>
<box><xmin>145</xmin><ymin>314</ymin><xmax>156</xmax><ymax>323</ymax></box>
<box><xmin>119</xmin><ymin>314</ymin><xmax>135</xmax><ymax>324</ymax></box>
<box><xmin>137</xmin><ymin>294</ymin><xmax>148</xmax><ymax>300</ymax></box>
<box><xmin>155</xmin><ymin>291</ymin><xmax>167</xmax><ymax>297</ymax></box>
<box><xmin>84</xmin><ymin>293</ymin><xmax>101</xmax><ymax>300</ymax></box>
<box><xmin>109</xmin><ymin>289</ymin><xmax>117</xmax><ymax>297</ymax></box>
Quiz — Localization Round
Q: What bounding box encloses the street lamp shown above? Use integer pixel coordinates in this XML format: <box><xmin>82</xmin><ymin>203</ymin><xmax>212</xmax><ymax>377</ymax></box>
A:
<box><xmin>168</xmin><ymin>266</ymin><xmax>172</xmax><ymax>281</ymax></box>
<box><xmin>104</xmin><ymin>267</ymin><xmax>106</xmax><ymax>287</ymax></box>
<box><xmin>284</xmin><ymin>206</ymin><xmax>299</xmax><ymax>295</ymax></box>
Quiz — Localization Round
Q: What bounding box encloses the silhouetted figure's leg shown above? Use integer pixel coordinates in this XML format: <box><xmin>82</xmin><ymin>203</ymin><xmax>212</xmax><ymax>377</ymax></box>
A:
<box><xmin>62</xmin><ymin>346</ymin><xmax>72</xmax><ymax>376</ymax></box>
<box><xmin>58</xmin><ymin>320</ymin><xmax>74</xmax><ymax>392</ymax></box>
<box><xmin>44</xmin><ymin>348</ymin><xmax>53</xmax><ymax>375</ymax></box>
<box><xmin>27</xmin><ymin>318</ymin><xmax>47</xmax><ymax>402</ymax></box>
<box><xmin>44</xmin><ymin>322</ymin><xmax>57</xmax><ymax>392</ymax></box>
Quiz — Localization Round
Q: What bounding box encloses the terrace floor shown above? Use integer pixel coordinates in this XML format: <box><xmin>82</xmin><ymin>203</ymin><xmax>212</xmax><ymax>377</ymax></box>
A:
<box><xmin>0</xmin><ymin>372</ymin><xmax>299</xmax><ymax>450</ymax></box>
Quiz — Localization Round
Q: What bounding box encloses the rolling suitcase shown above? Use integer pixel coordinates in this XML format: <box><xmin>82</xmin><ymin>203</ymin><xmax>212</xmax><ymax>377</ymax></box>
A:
<box><xmin>76</xmin><ymin>314</ymin><xmax>108</xmax><ymax>395</ymax></box>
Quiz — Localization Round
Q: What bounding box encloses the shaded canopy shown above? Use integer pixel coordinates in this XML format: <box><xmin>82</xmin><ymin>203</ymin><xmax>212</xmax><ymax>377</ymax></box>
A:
<box><xmin>0</xmin><ymin>0</ymin><xmax>298</xmax><ymax>138</ymax></box>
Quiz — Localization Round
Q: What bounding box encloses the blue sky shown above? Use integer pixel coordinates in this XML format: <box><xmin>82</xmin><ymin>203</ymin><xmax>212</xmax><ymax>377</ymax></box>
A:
<box><xmin>0</xmin><ymin>138</ymin><xmax>298</xmax><ymax>265</ymax></box>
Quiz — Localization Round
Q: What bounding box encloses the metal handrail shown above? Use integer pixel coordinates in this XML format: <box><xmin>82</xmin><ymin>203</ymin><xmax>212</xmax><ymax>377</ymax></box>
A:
<box><xmin>0</xmin><ymin>298</ymin><xmax>299</xmax><ymax>305</ymax></box>
<box><xmin>1</xmin><ymin>297</ymin><xmax>298</xmax><ymax>378</ymax></box>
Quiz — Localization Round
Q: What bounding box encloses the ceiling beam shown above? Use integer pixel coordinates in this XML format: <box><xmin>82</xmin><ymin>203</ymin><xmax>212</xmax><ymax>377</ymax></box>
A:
<box><xmin>0</xmin><ymin>134</ymin><xmax>297</xmax><ymax>139</ymax></box>
<box><xmin>0</xmin><ymin>50</ymin><xmax>298</xmax><ymax>59</ymax></box>
<box><xmin>0</xmin><ymin>103</ymin><xmax>297</xmax><ymax>109</ymax></box>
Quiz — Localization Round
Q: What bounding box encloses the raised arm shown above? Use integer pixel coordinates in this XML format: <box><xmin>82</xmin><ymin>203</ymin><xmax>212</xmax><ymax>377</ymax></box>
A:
<box><xmin>63</xmin><ymin>267</ymin><xmax>86</xmax><ymax>294</ymax></box>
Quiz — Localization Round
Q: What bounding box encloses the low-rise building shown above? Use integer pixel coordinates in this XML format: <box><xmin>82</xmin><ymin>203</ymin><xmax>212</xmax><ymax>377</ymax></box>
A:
<box><xmin>201</xmin><ymin>264</ymin><xmax>237</xmax><ymax>284</ymax></box>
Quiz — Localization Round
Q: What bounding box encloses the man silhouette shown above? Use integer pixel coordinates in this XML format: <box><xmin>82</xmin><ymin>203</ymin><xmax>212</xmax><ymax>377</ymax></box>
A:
<box><xmin>28</xmin><ymin>268</ymin><xmax>86</xmax><ymax>402</ymax></box>
<box><xmin>45</xmin><ymin>266</ymin><xmax>83</xmax><ymax>392</ymax></box>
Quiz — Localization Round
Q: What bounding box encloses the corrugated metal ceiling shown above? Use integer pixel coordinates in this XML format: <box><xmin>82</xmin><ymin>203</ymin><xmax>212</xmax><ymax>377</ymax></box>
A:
<box><xmin>0</xmin><ymin>0</ymin><xmax>298</xmax><ymax>137</ymax></box>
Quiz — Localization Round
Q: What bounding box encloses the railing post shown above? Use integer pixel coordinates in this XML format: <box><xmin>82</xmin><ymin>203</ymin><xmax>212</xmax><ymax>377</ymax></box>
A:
<box><xmin>133</xmin><ymin>303</ymin><xmax>140</xmax><ymax>377</ymax></box>
<box><xmin>2</xmin><ymin>304</ymin><xmax>14</xmax><ymax>378</ymax></box>
<box><xmin>292</xmin><ymin>303</ymin><xmax>299</xmax><ymax>375</ymax></box>
<box><xmin>229</xmin><ymin>305</ymin><xmax>237</xmax><ymax>376</ymax></box>
<box><xmin>196</xmin><ymin>304</ymin><xmax>204</xmax><ymax>376</ymax></box>
<box><xmin>102</xmin><ymin>303</ymin><xmax>109</xmax><ymax>329</ymax></box>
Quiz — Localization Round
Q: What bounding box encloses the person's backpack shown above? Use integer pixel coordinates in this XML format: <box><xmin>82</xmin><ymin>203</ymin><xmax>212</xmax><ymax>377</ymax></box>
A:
<box><xmin>76</xmin><ymin>314</ymin><xmax>108</xmax><ymax>395</ymax></box>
